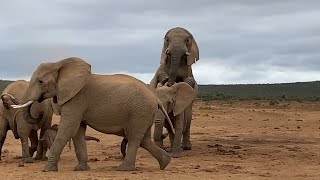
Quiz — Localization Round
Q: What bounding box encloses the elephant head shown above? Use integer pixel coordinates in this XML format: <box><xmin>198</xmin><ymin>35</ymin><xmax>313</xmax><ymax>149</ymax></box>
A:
<box><xmin>153</xmin><ymin>82</ymin><xmax>196</xmax><ymax>145</ymax></box>
<box><xmin>160</xmin><ymin>27</ymin><xmax>199</xmax><ymax>86</ymax></box>
<box><xmin>12</xmin><ymin>57</ymin><xmax>91</xmax><ymax>124</ymax></box>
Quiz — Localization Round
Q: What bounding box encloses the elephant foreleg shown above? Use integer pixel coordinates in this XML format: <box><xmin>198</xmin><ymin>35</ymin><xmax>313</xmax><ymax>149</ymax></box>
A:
<box><xmin>0</xmin><ymin>117</ymin><xmax>8</xmax><ymax>161</ymax></box>
<box><xmin>19</xmin><ymin>132</ymin><xmax>34</xmax><ymax>163</ymax></box>
<box><xmin>171</xmin><ymin>114</ymin><xmax>184</xmax><ymax>158</ymax></box>
<box><xmin>43</xmin><ymin>108</ymin><xmax>83</xmax><ymax>172</ymax></box>
<box><xmin>182</xmin><ymin>103</ymin><xmax>193</xmax><ymax>150</ymax></box>
<box><xmin>72</xmin><ymin>123</ymin><xmax>89</xmax><ymax>171</ymax></box>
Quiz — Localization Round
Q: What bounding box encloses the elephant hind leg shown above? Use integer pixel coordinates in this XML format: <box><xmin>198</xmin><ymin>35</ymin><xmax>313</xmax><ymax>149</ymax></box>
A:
<box><xmin>117</xmin><ymin>124</ymin><xmax>146</xmax><ymax>171</ymax></box>
<box><xmin>140</xmin><ymin>128</ymin><xmax>171</xmax><ymax>170</ymax></box>
<box><xmin>73</xmin><ymin>123</ymin><xmax>89</xmax><ymax>171</ymax></box>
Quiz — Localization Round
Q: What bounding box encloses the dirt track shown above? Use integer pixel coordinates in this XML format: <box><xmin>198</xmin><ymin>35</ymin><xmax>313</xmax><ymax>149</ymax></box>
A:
<box><xmin>1</xmin><ymin>100</ymin><xmax>320</xmax><ymax>179</ymax></box>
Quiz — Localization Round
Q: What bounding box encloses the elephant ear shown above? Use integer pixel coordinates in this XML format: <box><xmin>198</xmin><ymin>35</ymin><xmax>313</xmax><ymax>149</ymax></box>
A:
<box><xmin>160</xmin><ymin>29</ymin><xmax>172</xmax><ymax>65</ymax></box>
<box><xmin>56</xmin><ymin>57</ymin><xmax>91</xmax><ymax>105</ymax></box>
<box><xmin>183</xmin><ymin>29</ymin><xmax>200</xmax><ymax>65</ymax></box>
<box><xmin>172</xmin><ymin>82</ymin><xmax>196</xmax><ymax>116</ymax></box>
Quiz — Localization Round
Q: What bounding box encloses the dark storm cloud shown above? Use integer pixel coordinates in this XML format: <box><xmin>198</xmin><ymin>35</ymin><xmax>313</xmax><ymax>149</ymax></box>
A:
<box><xmin>0</xmin><ymin>0</ymin><xmax>319</xmax><ymax>84</ymax></box>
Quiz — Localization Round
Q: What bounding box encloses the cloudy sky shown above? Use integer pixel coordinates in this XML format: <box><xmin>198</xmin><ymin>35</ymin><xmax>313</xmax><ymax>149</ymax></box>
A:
<box><xmin>0</xmin><ymin>0</ymin><xmax>319</xmax><ymax>84</ymax></box>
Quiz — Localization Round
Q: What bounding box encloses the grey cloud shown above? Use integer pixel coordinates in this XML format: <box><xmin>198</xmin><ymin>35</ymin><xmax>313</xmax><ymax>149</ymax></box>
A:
<box><xmin>0</xmin><ymin>0</ymin><xmax>319</xmax><ymax>83</ymax></box>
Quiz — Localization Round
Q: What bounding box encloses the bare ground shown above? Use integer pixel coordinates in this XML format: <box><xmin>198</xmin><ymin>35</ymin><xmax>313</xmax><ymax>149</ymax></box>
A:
<box><xmin>1</xmin><ymin>100</ymin><xmax>320</xmax><ymax>180</ymax></box>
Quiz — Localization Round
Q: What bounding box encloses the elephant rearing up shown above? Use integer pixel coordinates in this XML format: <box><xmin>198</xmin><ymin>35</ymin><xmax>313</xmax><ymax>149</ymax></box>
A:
<box><xmin>13</xmin><ymin>57</ymin><xmax>174</xmax><ymax>172</ymax></box>
<box><xmin>150</xmin><ymin>27</ymin><xmax>200</xmax><ymax>150</ymax></box>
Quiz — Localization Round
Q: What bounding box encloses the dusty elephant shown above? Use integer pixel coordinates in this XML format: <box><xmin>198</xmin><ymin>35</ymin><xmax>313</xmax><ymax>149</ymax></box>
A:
<box><xmin>153</xmin><ymin>82</ymin><xmax>196</xmax><ymax>157</ymax></box>
<box><xmin>41</xmin><ymin>124</ymin><xmax>100</xmax><ymax>150</ymax></box>
<box><xmin>13</xmin><ymin>57</ymin><xmax>175</xmax><ymax>172</ymax></box>
<box><xmin>0</xmin><ymin>80</ymin><xmax>53</xmax><ymax>163</ymax></box>
<box><xmin>149</xmin><ymin>27</ymin><xmax>200</xmax><ymax>150</ymax></box>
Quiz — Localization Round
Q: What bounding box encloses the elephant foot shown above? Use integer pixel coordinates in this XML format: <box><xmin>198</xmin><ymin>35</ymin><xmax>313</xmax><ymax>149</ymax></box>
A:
<box><xmin>159</xmin><ymin>154</ymin><xmax>171</xmax><ymax>170</ymax></box>
<box><xmin>41</xmin><ymin>156</ymin><xmax>48</xmax><ymax>161</ymax></box>
<box><xmin>117</xmin><ymin>159</ymin><xmax>136</xmax><ymax>171</ymax></box>
<box><xmin>23</xmin><ymin>157</ymin><xmax>34</xmax><ymax>163</ymax></box>
<box><xmin>29</xmin><ymin>147</ymin><xmax>37</xmax><ymax>157</ymax></box>
<box><xmin>171</xmin><ymin>151</ymin><xmax>182</xmax><ymax>158</ymax></box>
<box><xmin>42</xmin><ymin>163</ymin><xmax>58</xmax><ymax>172</ymax></box>
<box><xmin>182</xmin><ymin>142</ymin><xmax>192</xmax><ymax>150</ymax></box>
<box><xmin>74</xmin><ymin>163</ymin><xmax>90</xmax><ymax>171</ymax></box>
<box><xmin>34</xmin><ymin>154</ymin><xmax>42</xmax><ymax>160</ymax></box>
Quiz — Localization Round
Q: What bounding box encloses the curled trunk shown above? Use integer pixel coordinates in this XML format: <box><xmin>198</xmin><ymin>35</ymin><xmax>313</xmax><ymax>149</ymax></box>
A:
<box><xmin>21</xmin><ymin>103</ymin><xmax>43</xmax><ymax>124</ymax></box>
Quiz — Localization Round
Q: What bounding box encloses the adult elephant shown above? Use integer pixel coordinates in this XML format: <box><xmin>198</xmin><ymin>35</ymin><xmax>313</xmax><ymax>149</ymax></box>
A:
<box><xmin>0</xmin><ymin>80</ymin><xmax>53</xmax><ymax>163</ymax></box>
<box><xmin>150</xmin><ymin>27</ymin><xmax>199</xmax><ymax>150</ymax></box>
<box><xmin>13</xmin><ymin>57</ymin><xmax>174</xmax><ymax>172</ymax></box>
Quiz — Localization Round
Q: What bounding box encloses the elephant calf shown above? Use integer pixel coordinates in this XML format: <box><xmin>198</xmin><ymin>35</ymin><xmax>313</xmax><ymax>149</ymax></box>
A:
<box><xmin>41</xmin><ymin>124</ymin><xmax>100</xmax><ymax>150</ymax></box>
<box><xmin>153</xmin><ymin>82</ymin><xmax>196</xmax><ymax>157</ymax></box>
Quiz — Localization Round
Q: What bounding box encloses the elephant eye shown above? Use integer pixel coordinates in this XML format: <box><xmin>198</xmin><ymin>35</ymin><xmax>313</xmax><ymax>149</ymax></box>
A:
<box><xmin>38</xmin><ymin>80</ymin><xmax>43</xmax><ymax>85</ymax></box>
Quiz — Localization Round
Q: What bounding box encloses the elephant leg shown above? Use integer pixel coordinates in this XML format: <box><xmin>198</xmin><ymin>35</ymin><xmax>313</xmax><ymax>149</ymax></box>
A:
<box><xmin>0</xmin><ymin>117</ymin><xmax>8</xmax><ymax>161</ymax></box>
<box><xmin>43</xmin><ymin>110</ymin><xmax>83</xmax><ymax>172</ymax></box>
<box><xmin>28</xmin><ymin>129</ymin><xmax>38</xmax><ymax>158</ymax></box>
<box><xmin>72</xmin><ymin>123</ymin><xmax>89</xmax><ymax>171</ymax></box>
<box><xmin>35</xmin><ymin>128</ymin><xmax>48</xmax><ymax>161</ymax></box>
<box><xmin>19</xmin><ymin>131</ymin><xmax>34</xmax><ymax>163</ymax></box>
<box><xmin>140</xmin><ymin>128</ymin><xmax>171</xmax><ymax>170</ymax></box>
<box><xmin>168</xmin><ymin>131</ymin><xmax>174</xmax><ymax>152</ymax></box>
<box><xmin>117</xmin><ymin>119</ymin><xmax>146</xmax><ymax>171</ymax></box>
<box><xmin>182</xmin><ymin>104</ymin><xmax>193</xmax><ymax>150</ymax></box>
<box><xmin>172</xmin><ymin>114</ymin><xmax>184</xmax><ymax>158</ymax></box>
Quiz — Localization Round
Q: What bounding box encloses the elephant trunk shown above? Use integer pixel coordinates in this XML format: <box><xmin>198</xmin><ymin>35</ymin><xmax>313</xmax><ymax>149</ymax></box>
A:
<box><xmin>21</xmin><ymin>104</ymin><xmax>43</xmax><ymax>124</ymax></box>
<box><xmin>154</xmin><ymin>110</ymin><xmax>166</xmax><ymax>143</ymax></box>
<box><xmin>167</xmin><ymin>49</ymin><xmax>184</xmax><ymax>86</ymax></box>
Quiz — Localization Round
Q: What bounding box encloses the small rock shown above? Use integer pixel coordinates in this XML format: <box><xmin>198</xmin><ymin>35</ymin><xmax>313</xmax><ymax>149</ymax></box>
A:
<box><xmin>297</xmin><ymin>126</ymin><xmax>301</xmax><ymax>129</ymax></box>
<box><xmin>233</xmin><ymin>145</ymin><xmax>241</xmax><ymax>149</ymax></box>
<box><xmin>131</xmin><ymin>172</ymin><xmax>137</xmax><ymax>174</ymax></box>
<box><xmin>88</xmin><ymin>157</ymin><xmax>100</xmax><ymax>162</ymax></box>
<box><xmin>194</xmin><ymin>165</ymin><xmax>200</xmax><ymax>169</ymax></box>
<box><xmin>18</xmin><ymin>162</ymin><xmax>24</xmax><ymax>167</ymax></box>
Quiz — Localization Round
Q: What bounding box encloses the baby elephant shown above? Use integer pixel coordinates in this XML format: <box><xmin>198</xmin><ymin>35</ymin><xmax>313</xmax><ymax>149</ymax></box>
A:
<box><xmin>153</xmin><ymin>82</ymin><xmax>196</xmax><ymax>157</ymax></box>
<box><xmin>41</xmin><ymin>124</ymin><xmax>100</xmax><ymax>150</ymax></box>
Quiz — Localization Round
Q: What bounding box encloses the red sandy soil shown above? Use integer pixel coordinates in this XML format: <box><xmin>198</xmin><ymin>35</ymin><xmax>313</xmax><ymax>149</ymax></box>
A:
<box><xmin>1</xmin><ymin>100</ymin><xmax>320</xmax><ymax>179</ymax></box>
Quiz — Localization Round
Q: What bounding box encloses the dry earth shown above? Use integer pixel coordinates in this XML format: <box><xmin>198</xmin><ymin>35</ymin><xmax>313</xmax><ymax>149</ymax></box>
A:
<box><xmin>0</xmin><ymin>100</ymin><xmax>320</xmax><ymax>179</ymax></box>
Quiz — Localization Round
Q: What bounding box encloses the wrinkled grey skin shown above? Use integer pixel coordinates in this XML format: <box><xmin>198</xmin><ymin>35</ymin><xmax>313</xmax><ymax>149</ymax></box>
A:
<box><xmin>41</xmin><ymin>124</ymin><xmax>100</xmax><ymax>150</ymax></box>
<box><xmin>0</xmin><ymin>80</ymin><xmax>53</xmax><ymax>163</ymax></box>
<box><xmin>17</xmin><ymin>57</ymin><xmax>173</xmax><ymax>172</ymax></box>
<box><xmin>153</xmin><ymin>82</ymin><xmax>196</xmax><ymax>157</ymax></box>
<box><xmin>150</xmin><ymin>27</ymin><xmax>199</xmax><ymax>150</ymax></box>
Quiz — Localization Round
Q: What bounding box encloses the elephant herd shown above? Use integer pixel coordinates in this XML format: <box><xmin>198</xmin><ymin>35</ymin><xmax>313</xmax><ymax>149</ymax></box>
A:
<box><xmin>0</xmin><ymin>27</ymin><xmax>200</xmax><ymax>172</ymax></box>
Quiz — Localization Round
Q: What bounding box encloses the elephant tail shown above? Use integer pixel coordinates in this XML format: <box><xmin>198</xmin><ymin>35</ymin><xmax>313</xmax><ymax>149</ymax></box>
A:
<box><xmin>158</xmin><ymin>102</ymin><xmax>175</xmax><ymax>135</ymax></box>
<box><xmin>120</xmin><ymin>138</ymin><xmax>128</xmax><ymax>158</ymax></box>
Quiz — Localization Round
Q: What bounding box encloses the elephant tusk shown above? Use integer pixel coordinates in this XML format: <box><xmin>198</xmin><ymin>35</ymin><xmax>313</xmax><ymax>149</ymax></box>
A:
<box><xmin>11</xmin><ymin>100</ymin><xmax>34</xmax><ymax>109</ymax></box>
<box><xmin>165</xmin><ymin>48</ymin><xmax>169</xmax><ymax>55</ymax></box>
<box><xmin>186</xmin><ymin>52</ymin><xmax>191</xmax><ymax>56</ymax></box>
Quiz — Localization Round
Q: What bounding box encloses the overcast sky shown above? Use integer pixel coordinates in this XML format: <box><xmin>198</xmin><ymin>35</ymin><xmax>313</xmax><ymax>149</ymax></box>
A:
<box><xmin>0</xmin><ymin>0</ymin><xmax>319</xmax><ymax>84</ymax></box>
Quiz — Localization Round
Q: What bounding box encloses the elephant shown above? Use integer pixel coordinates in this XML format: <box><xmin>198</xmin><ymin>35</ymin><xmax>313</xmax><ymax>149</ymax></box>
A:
<box><xmin>0</xmin><ymin>80</ymin><xmax>53</xmax><ymax>163</ymax></box>
<box><xmin>12</xmin><ymin>57</ymin><xmax>175</xmax><ymax>172</ymax></box>
<box><xmin>149</xmin><ymin>27</ymin><xmax>200</xmax><ymax>150</ymax></box>
<box><xmin>40</xmin><ymin>124</ymin><xmax>100</xmax><ymax>150</ymax></box>
<box><xmin>153</xmin><ymin>82</ymin><xmax>196</xmax><ymax>157</ymax></box>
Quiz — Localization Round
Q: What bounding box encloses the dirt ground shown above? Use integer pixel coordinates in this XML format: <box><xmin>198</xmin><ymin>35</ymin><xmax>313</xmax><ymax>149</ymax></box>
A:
<box><xmin>0</xmin><ymin>100</ymin><xmax>319</xmax><ymax>180</ymax></box>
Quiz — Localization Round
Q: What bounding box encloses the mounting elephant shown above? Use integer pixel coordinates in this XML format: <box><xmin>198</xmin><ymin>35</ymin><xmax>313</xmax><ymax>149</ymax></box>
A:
<box><xmin>150</xmin><ymin>27</ymin><xmax>199</xmax><ymax>150</ymax></box>
<box><xmin>153</xmin><ymin>82</ymin><xmax>196</xmax><ymax>157</ymax></box>
<box><xmin>13</xmin><ymin>57</ymin><xmax>175</xmax><ymax>172</ymax></box>
<box><xmin>0</xmin><ymin>80</ymin><xmax>53</xmax><ymax>163</ymax></box>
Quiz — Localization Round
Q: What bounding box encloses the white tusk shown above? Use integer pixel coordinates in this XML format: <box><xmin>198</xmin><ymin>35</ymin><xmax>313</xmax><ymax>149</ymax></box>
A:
<box><xmin>165</xmin><ymin>48</ymin><xmax>169</xmax><ymax>54</ymax></box>
<box><xmin>11</xmin><ymin>100</ymin><xmax>34</xmax><ymax>109</ymax></box>
<box><xmin>186</xmin><ymin>52</ymin><xmax>191</xmax><ymax>56</ymax></box>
